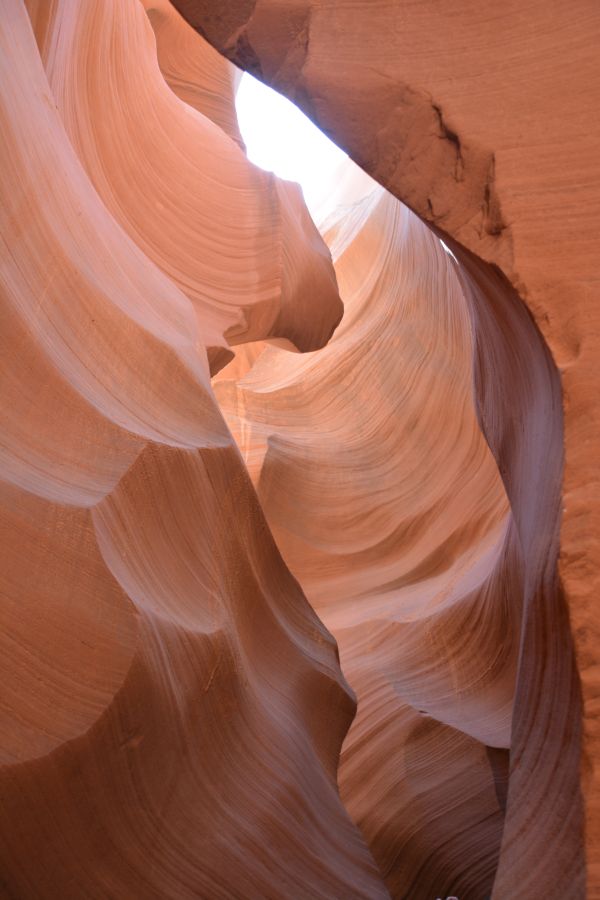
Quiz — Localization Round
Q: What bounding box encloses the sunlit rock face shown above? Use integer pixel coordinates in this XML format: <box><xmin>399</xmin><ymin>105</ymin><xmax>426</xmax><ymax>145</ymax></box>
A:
<box><xmin>1</xmin><ymin>2</ymin><xmax>594</xmax><ymax>900</ymax></box>
<box><xmin>173</xmin><ymin>2</ymin><xmax>598</xmax><ymax>897</ymax></box>
<box><xmin>216</xmin><ymin>178</ymin><xmax>513</xmax><ymax>897</ymax></box>
<box><xmin>27</xmin><ymin>0</ymin><xmax>342</xmax><ymax>370</ymax></box>
<box><xmin>216</xmin><ymin>161</ymin><xmax>578</xmax><ymax>899</ymax></box>
<box><xmin>0</xmin><ymin>2</ymin><xmax>385</xmax><ymax>897</ymax></box>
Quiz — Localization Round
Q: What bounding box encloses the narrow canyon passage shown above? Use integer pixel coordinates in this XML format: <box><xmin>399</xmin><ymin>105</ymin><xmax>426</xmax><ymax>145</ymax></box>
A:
<box><xmin>0</xmin><ymin>1</ymin><xmax>588</xmax><ymax>898</ymax></box>
<box><xmin>215</xmin><ymin>118</ymin><xmax>513</xmax><ymax>897</ymax></box>
<box><xmin>218</xmin><ymin>56</ymin><xmax>582</xmax><ymax>900</ymax></box>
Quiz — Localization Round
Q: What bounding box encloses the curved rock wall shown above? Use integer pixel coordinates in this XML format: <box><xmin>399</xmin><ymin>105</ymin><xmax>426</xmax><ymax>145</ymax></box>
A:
<box><xmin>0</xmin><ymin>2</ymin><xmax>387</xmax><ymax>897</ymax></box>
<box><xmin>2</xmin><ymin>0</ymin><xmax>596</xmax><ymax>896</ymax></box>
<box><xmin>173</xmin><ymin>0</ymin><xmax>597</xmax><ymax>896</ymax></box>
<box><xmin>216</xmin><ymin>181</ymin><xmax>514</xmax><ymax>896</ymax></box>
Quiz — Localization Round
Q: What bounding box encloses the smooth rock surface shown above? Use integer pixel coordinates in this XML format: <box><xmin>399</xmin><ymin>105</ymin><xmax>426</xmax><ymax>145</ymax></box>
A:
<box><xmin>1</xmin><ymin>0</ymin><xmax>596</xmax><ymax>896</ymax></box>
<box><xmin>173</xmin><ymin>2</ymin><xmax>600</xmax><ymax>895</ymax></box>
<box><xmin>0</xmin><ymin>2</ymin><xmax>386</xmax><ymax>896</ymax></box>
<box><xmin>216</xmin><ymin>179</ymin><xmax>513</xmax><ymax>897</ymax></box>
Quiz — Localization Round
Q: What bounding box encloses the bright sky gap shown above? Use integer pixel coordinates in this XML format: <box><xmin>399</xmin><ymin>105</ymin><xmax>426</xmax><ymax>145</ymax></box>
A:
<box><xmin>236</xmin><ymin>72</ymin><xmax>455</xmax><ymax>259</ymax></box>
<box><xmin>235</xmin><ymin>73</ymin><xmax>347</xmax><ymax>220</ymax></box>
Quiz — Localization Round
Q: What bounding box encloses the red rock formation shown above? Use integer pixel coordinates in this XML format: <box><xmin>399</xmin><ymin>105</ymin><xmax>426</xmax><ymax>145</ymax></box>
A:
<box><xmin>2</xmin><ymin>0</ymin><xmax>596</xmax><ymax>897</ymax></box>
<box><xmin>174</xmin><ymin>1</ymin><xmax>598</xmax><ymax>897</ymax></box>
<box><xmin>216</xmin><ymin>172</ymin><xmax>512</xmax><ymax>897</ymax></box>
<box><xmin>143</xmin><ymin>0</ymin><xmax>246</xmax><ymax>148</ymax></box>
<box><xmin>0</xmin><ymin>2</ymin><xmax>387</xmax><ymax>896</ymax></box>
<box><xmin>27</xmin><ymin>0</ymin><xmax>342</xmax><ymax>369</ymax></box>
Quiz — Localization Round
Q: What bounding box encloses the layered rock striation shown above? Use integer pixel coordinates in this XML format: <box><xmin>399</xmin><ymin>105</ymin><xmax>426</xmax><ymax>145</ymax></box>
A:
<box><xmin>1</xmin><ymin>0</ymin><xmax>597</xmax><ymax>898</ymax></box>
<box><xmin>216</xmin><ymin>179</ymin><xmax>514</xmax><ymax>897</ymax></box>
<box><xmin>0</xmin><ymin>2</ymin><xmax>385</xmax><ymax>897</ymax></box>
<box><xmin>173</xmin><ymin>2</ymin><xmax>599</xmax><ymax>896</ymax></box>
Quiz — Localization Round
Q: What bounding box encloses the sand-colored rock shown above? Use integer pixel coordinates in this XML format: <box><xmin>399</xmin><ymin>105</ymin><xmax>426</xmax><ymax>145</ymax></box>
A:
<box><xmin>27</xmin><ymin>0</ymin><xmax>342</xmax><ymax>370</ymax></box>
<box><xmin>143</xmin><ymin>0</ymin><xmax>245</xmax><ymax>148</ymax></box>
<box><xmin>216</xmin><ymin>174</ymin><xmax>512</xmax><ymax>896</ymax></box>
<box><xmin>2</xmin><ymin>0</ymin><xmax>596</xmax><ymax>895</ymax></box>
<box><xmin>0</xmin><ymin>2</ymin><xmax>388</xmax><ymax>896</ymax></box>
<box><xmin>175</xmin><ymin>1</ymin><xmax>598</xmax><ymax>895</ymax></box>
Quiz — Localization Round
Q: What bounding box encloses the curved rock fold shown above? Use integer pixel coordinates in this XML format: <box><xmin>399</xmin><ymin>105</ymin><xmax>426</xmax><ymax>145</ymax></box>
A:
<box><xmin>1</xmin><ymin>0</ymin><xmax>594</xmax><ymax>898</ymax></box>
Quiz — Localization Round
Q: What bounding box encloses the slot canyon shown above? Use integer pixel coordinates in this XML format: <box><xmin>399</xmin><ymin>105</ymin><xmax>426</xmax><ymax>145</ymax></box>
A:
<box><xmin>1</xmin><ymin>1</ymin><xmax>598</xmax><ymax>897</ymax></box>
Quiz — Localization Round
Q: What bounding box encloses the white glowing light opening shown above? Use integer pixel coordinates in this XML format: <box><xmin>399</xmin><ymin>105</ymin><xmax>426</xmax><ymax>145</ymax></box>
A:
<box><xmin>235</xmin><ymin>73</ymin><xmax>347</xmax><ymax>220</ymax></box>
<box><xmin>235</xmin><ymin>73</ymin><xmax>456</xmax><ymax>259</ymax></box>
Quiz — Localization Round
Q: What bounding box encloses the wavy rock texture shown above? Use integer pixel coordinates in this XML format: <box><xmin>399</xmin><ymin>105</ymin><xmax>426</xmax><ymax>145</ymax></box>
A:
<box><xmin>174</xmin><ymin>2</ymin><xmax>598</xmax><ymax>896</ymax></box>
<box><xmin>27</xmin><ymin>0</ymin><xmax>342</xmax><ymax>370</ymax></box>
<box><xmin>143</xmin><ymin>0</ymin><xmax>246</xmax><ymax>149</ymax></box>
<box><xmin>216</xmin><ymin>177</ymin><xmax>514</xmax><ymax>897</ymax></box>
<box><xmin>2</xmin><ymin>0</ymin><xmax>595</xmax><ymax>897</ymax></box>
<box><xmin>0</xmin><ymin>2</ymin><xmax>388</xmax><ymax>897</ymax></box>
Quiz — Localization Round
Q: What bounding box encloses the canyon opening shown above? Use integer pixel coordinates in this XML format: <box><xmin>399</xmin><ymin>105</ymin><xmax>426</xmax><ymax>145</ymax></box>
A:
<box><xmin>0</xmin><ymin>1</ymin><xmax>595</xmax><ymax>899</ymax></box>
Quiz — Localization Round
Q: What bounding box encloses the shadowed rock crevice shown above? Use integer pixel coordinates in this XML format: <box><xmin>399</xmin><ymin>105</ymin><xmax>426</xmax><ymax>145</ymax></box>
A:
<box><xmin>2</xmin><ymin>1</ymin><xmax>595</xmax><ymax>897</ymax></box>
<box><xmin>215</xmin><ymin>174</ymin><xmax>584</xmax><ymax>896</ymax></box>
<box><xmin>174</xmin><ymin>2</ymin><xmax>590</xmax><ymax>896</ymax></box>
